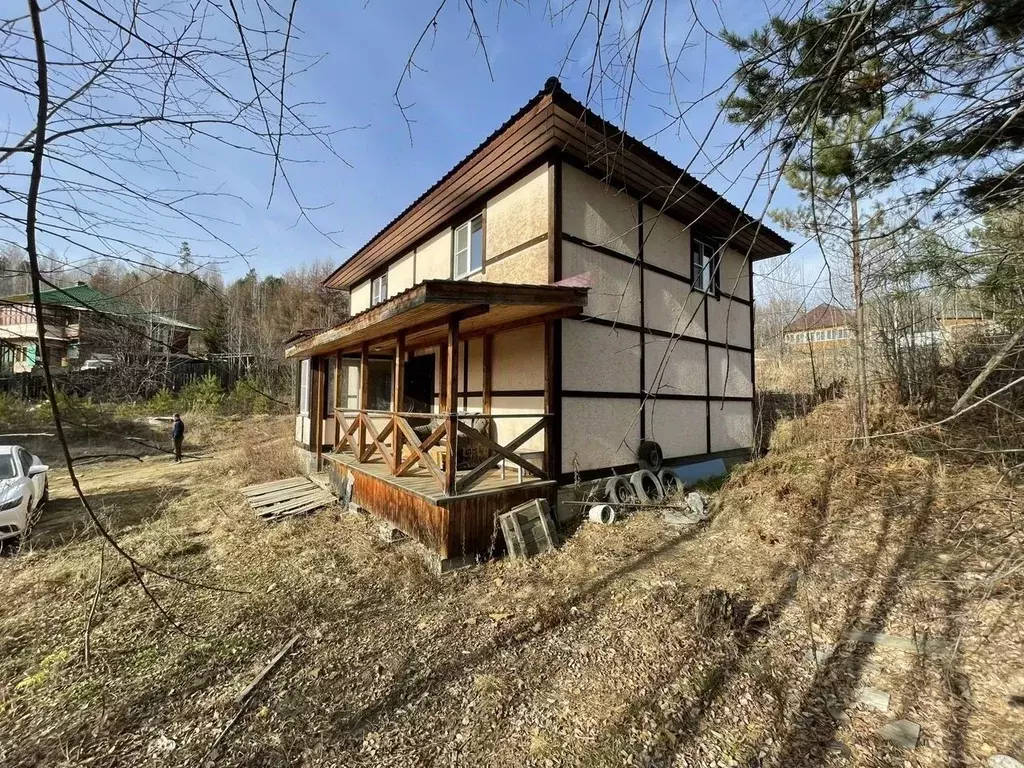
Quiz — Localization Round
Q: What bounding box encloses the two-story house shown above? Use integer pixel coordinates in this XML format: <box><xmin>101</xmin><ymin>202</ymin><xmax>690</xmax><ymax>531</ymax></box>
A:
<box><xmin>285</xmin><ymin>78</ymin><xmax>791</xmax><ymax>568</ymax></box>
<box><xmin>0</xmin><ymin>283</ymin><xmax>200</xmax><ymax>374</ymax></box>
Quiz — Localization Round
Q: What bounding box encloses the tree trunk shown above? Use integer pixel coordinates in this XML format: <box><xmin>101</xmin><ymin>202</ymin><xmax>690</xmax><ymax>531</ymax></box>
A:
<box><xmin>850</xmin><ymin>185</ymin><xmax>870</xmax><ymax>443</ymax></box>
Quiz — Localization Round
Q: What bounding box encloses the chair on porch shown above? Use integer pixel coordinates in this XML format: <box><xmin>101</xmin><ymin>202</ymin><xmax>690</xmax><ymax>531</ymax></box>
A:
<box><xmin>411</xmin><ymin>414</ymin><xmax>495</xmax><ymax>471</ymax></box>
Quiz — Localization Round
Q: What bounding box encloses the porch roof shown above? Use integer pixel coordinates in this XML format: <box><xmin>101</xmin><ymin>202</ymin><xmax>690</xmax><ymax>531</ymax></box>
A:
<box><xmin>284</xmin><ymin>279</ymin><xmax>587</xmax><ymax>359</ymax></box>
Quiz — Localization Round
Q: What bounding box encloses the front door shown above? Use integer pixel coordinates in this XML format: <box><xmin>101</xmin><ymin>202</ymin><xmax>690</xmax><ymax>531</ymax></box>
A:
<box><xmin>404</xmin><ymin>353</ymin><xmax>435</xmax><ymax>413</ymax></box>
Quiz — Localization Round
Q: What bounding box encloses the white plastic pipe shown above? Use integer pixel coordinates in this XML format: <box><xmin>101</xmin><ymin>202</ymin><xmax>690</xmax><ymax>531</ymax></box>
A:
<box><xmin>588</xmin><ymin>503</ymin><xmax>617</xmax><ymax>525</ymax></box>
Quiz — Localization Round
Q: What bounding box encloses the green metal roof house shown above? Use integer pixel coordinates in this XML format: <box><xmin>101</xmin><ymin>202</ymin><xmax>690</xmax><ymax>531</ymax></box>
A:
<box><xmin>0</xmin><ymin>283</ymin><xmax>201</xmax><ymax>374</ymax></box>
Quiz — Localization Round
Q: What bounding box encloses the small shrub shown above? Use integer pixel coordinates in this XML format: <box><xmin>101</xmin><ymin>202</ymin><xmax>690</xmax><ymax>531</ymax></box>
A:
<box><xmin>148</xmin><ymin>387</ymin><xmax>177</xmax><ymax>415</ymax></box>
<box><xmin>0</xmin><ymin>393</ymin><xmax>33</xmax><ymax>425</ymax></box>
<box><xmin>179</xmin><ymin>374</ymin><xmax>224</xmax><ymax>412</ymax></box>
<box><xmin>225</xmin><ymin>379</ymin><xmax>271</xmax><ymax>415</ymax></box>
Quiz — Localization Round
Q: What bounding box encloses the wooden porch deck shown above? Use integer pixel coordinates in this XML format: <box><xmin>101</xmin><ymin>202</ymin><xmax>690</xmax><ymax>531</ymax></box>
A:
<box><xmin>323</xmin><ymin>451</ymin><xmax>554</xmax><ymax>506</ymax></box>
<box><xmin>322</xmin><ymin>451</ymin><xmax>555</xmax><ymax>563</ymax></box>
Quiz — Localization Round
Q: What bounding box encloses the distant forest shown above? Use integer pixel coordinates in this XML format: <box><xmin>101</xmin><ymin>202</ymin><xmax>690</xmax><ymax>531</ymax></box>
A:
<box><xmin>0</xmin><ymin>242</ymin><xmax>350</xmax><ymax>360</ymax></box>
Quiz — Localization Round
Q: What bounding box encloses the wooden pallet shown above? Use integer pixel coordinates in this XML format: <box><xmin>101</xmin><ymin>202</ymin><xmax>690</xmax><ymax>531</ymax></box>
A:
<box><xmin>499</xmin><ymin>498</ymin><xmax>558</xmax><ymax>559</ymax></box>
<box><xmin>241</xmin><ymin>476</ymin><xmax>336</xmax><ymax>522</ymax></box>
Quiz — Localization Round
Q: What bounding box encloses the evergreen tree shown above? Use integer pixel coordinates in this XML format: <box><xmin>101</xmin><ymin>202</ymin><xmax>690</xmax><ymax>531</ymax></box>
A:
<box><xmin>722</xmin><ymin>0</ymin><xmax>1024</xmax><ymax>213</ymax></box>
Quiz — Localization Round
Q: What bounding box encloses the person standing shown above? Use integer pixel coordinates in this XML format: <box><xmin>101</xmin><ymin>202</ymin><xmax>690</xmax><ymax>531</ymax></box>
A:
<box><xmin>171</xmin><ymin>413</ymin><xmax>185</xmax><ymax>463</ymax></box>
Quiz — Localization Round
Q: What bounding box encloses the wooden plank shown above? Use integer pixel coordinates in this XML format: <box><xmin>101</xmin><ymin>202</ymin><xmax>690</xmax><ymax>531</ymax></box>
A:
<box><xmin>395</xmin><ymin>418</ymin><xmax>446</xmax><ymax>489</ymax></box>
<box><xmin>336</xmin><ymin>413</ymin><xmax>359</xmax><ymax>453</ymax></box>
<box><xmin>263</xmin><ymin>497</ymin><xmax>335</xmax><ymax>521</ymax></box>
<box><xmin>362</xmin><ymin>416</ymin><xmax>395</xmax><ymax>471</ymax></box>
<box><xmin>482</xmin><ymin>334</ymin><xmax>493</xmax><ymax>416</ymax></box>
<box><xmin>358</xmin><ymin>345</ymin><xmax>369</xmax><ymax>459</ymax></box>
<box><xmin>257</xmin><ymin>492</ymin><xmax>334</xmax><ymax>517</ymax></box>
<box><xmin>393</xmin><ymin>331</ymin><xmax>406</xmax><ymax>469</ymax></box>
<box><xmin>242</xmin><ymin>477</ymin><xmax>309</xmax><ymax>495</ymax></box>
<box><xmin>248</xmin><ymin>486</ymin><xmax>321</xmax><ymax>506</ymax></box>
<box><xmin>444</xmin><ymin>316</ymin><xmax>460</xmax><ymax>496</ymax></box>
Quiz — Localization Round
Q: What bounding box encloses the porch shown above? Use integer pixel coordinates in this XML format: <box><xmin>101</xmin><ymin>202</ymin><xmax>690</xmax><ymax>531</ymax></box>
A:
<box><xmin>286</xmin><ymin>279</ymin><xmax>588</xmax><ymax>562</ymax></box>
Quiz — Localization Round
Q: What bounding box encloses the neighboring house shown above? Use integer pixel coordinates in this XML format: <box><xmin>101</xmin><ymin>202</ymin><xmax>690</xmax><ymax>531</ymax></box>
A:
<box><xmin>0</xmin><ymin>283</ymin><xmax>201</xmax><ymax>374</ymax></box>
<box><xmin>285</xmin><ymin>78</ymin><xmax>791</xmax><ymax>568</ymax></box>
<box><xmin>783</xmin><ymin>304</ymin><xmax>856</xmax><ymax>348</ymax></box>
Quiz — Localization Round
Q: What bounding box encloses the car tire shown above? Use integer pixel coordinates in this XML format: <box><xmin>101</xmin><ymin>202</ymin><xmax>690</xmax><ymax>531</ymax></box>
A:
<box><xmin>629</xmin><ymin>469</ymin><xmax>665</xmax><ymax>504</ymax></box>
<box><xmin>636</xmin><ymin>440</ymin><xmax>663</xmax><ymax>472</ymax></box>
<box><xmin>605</xmin><ymin>475</ymin><xmax>637</xmax><ymax>505</ymax></box>
<box><xmin>658</xmin><ymin>468</ymin><xmax>680</xmax><ymax>496</ymax></box>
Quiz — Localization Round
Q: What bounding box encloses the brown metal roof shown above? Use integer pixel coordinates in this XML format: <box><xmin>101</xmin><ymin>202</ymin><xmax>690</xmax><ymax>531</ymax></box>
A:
<box><xmin>784</xmin><ymin>303</ymin><xmax>855</xmax><ymax>333</ymax></box>
<box><xmin>285</xmin><ymin>279</ymin><xmax>587</xmax><ymax>359</ymax></box>
<box><xmin>324</xmin><ymin>78</ymin><xmax>792</xmax><ymax>290</ymax></box>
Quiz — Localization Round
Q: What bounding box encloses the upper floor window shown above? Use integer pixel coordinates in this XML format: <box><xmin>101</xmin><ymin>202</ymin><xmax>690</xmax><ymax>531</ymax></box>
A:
<box><xmin>370</xmin><ymin>271</ymin><xmax>388</xmax><ymax>306</ymax></box>
<box><xmin>454</xmin><ymin>214</ymin><xmax>484</xmax><ymax>279</ymax></box>
<box><xmin>691</xmin><ymin>237</ymin><xmax>720</xmax><ymax>294</ymax></box>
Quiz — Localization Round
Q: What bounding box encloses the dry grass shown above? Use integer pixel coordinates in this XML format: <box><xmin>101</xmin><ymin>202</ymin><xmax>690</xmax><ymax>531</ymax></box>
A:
<box><xmin>0</xmin><ymin>407</ymin><xmax>1021</xmax><ymax>767</ymax></box>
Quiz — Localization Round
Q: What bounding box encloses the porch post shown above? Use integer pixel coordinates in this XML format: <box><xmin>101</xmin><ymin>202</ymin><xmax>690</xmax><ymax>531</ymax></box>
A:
<box><xmin>334</xmin><ymin>350</ymin><xmax>342</xmax><ymax>449</ymax></box>
<box><xmin>358</xmin><ymin>342</ymin><xmax>369</xmax><ymax>461</ymax></box>
<box><xmin>312</xmin><ymin>356</ymin><xmax>324</xmax><ymax>466</ymax></box>
<box><xmin>392</xmin><ymin>331</ymin><xmax>406</xmax><ymax>470</ymax></box>
<box><xmin>445</xmin><ymin>315</ymin><xmax>460</xmax><ymax>495</ymax></box>
<box><xmin>482</xmin><ymin>334</ymin><xmax>493</xmax><ymax>415</ymax></box>
<box><xmin>544</xmin><ymin>320</ymin><xmax>555</xmax><ymax>479</ymax></box>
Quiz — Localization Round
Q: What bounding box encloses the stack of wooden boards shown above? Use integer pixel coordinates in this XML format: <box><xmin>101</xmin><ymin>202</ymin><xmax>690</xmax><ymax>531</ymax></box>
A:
<box><xmin>242</xmin><ymin>476</ymin><xmax>335</xmax><ymax>522</ymax></box>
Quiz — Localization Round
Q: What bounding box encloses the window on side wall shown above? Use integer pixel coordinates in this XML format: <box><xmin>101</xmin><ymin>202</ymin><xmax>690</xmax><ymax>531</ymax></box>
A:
<box><xmin>371</xmin><ymin>272</ymin><xmax>388</xmax><ymax>306</ymax></box>
<box><xmin>691</xmin><ymin>237</ymin><xmax>719</xmax><ymax>294</ymax></box>
<box><xmin>299</xmin><ymin>358</ymin><xmax>310</xmax><ymax>415</ymax></box>
<box><xmin>453</xmin><ymin>214</ymin><xmax>484</xmax><ymax>279</ymax></box>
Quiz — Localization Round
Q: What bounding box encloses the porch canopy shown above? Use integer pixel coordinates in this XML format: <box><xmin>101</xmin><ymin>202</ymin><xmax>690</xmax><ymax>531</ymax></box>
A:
<box><xmin>284</xmin><ymin>279</ymin><xmax>587</xmax><ymax>358</ymax></box>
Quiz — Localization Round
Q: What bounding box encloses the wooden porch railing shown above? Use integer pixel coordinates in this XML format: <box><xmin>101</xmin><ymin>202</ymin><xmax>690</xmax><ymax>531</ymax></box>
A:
<box><xmin>333</xmin><ymin>408</ymin><xmax>550</xmax><ymax>496</ymax></box>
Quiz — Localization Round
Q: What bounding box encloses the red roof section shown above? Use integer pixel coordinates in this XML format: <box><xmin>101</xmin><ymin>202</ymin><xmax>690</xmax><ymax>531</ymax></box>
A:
<box><xmin>784</xmin><ymin>303</ymin><xmax>855</xmax><ymax>333</ymax></box>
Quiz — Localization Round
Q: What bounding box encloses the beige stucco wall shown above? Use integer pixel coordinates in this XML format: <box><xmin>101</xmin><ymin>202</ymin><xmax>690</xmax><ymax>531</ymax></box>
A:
<box><xmin>351</xmin><ymin>280</ymin><xmax>371</xmax><ymax>315</ymax></box>
<box><xmin>642</xmin><ymin>205</ymin><xmax>691</xmax><ymax>274</ymax></box>
<box><xmin>561</xmin><ymin>321</ymin><xmax>640</xmax><ymax>392</ymax></box>
<box><xmin>644</xmin><ymin>400</ymin><xmax>706</xmax><ymax>458</ymax></box>
<box><xmin>470</xmin><ymin>239</ymin><xmax>548</xmax><ymax>285</ymax></box>
<box><xmin>415</xmin><ymin>229</ymin><xmax>453</xmax><ymax>282</ymax></box>
<box><xmin>709</xmin><ymin>400</ymin><xmax>753</xmax><ymax>452</ymax></box>
<box><xmin>562</xmin><ymin>396</ymin><xmax>642</xmax><ymax>472</ymax></box>
<box><xmin>708</xmin><ymin>348</ymin><xmax>753</xmax><ymax>399</ymax></box>
<box><xmin>719</xmin><ymin>248</ymin><xmax>751</xmax><ymax>301</ymax></box>
<box><xmin>492</xmin><ymin>325</ymin><xmax>544</xmax><ymax>390</ymax></box>
<box><xmin>490</xmin><ymin>395</ymin><xmax>545</xmax><ymax>454</ymax></box>
<box><xmin>563</xmin><ymin>241</ymin><xmax>641</xmax><ymax>325</ymax></box>
<box><xmin>707</xmin><ymin>298</ymin><xmax>752</xmax><ymax>349</ymax></box>
<box><xmin>643</xmin><ymin>271</ymin><xmax>707</xmax><ymax>338</ymax></box>
<box><xmin>644</xmin><ymin>337</ymin><xmax>706</xmax><ymax>396</ymax></box>
<box><xmin>485</xmin><ymin>164</ymin><xmax>549</xmax><ymax>260</ymax></box>
<box><xmin>389</xmin><ymin>251</ymin><xmax>415</xmax><ymax>295</ymax></box>
<box><xmin>562</xmin><ymin>164</ymin><xmax>639</xmax><ymax>257</ymax></box>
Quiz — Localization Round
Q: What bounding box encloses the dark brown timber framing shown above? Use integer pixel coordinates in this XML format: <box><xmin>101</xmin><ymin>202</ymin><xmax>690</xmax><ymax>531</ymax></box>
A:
<box><xmin>285</xmin><ymin>280</ymin><xmax>587</xmax><ymax>359</ymax></box>
<box><xmin>324</xmin><ymin>78</ymin><xmax>791</xmax><ymax>291</ymax></box>
<box><xmin>550</xmin><ymin>157</ymin><xmax>563</xmax><ymax>480</ymax></box>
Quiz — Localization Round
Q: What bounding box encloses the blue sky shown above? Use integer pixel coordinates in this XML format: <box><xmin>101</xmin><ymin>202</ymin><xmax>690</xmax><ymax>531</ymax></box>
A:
<box><xmin>1</xmin><ymin>1</ymin><xmax>820</xmax><ymax>293</ymax></box>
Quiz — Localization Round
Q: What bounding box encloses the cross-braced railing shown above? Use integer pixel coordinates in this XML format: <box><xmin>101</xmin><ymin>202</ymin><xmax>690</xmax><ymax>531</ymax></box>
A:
<box><xmin>334</xmin><ymin>408</ymin><xmax>550</xmax><ymax>496</ymax></box>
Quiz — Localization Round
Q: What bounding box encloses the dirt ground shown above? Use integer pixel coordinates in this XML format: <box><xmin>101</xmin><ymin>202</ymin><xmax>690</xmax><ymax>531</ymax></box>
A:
<box><xmin>0</xmin><ymin>407</ymin><xmax>1021</xmax><ymax>767</ymax></box>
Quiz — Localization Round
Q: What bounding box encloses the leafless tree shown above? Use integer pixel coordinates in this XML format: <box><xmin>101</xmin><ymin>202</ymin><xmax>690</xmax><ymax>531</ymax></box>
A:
<box><xmin>4</xmin><ymin>0</ymin><xmax>345</xmax><ymax>635</ymax></box>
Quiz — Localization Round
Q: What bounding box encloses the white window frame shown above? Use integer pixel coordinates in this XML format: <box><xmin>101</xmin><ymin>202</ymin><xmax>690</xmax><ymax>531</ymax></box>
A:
<box><xmin>453</xmin><ymin>214</ymin><xmax>484</xmax><ymax>280</ymax></box>
<box><xmin>370</xmin><ymin>272</ymin><xmax>388</xmax><ymax>307</ymax></box>
<box><xmin>299</xmin><ymin>358</ymin><xmax>311</xmax><ymax>416</ymax></box>
<box><xmin>691</xmin><ymin>237</ymin><xmax>717</xmax><ymax>294</ymax></box>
